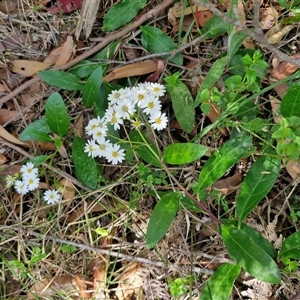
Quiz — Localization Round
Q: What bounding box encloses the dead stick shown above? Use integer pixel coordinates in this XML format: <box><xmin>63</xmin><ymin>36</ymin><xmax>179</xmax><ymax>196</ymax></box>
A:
<box><xmin>0</xmin><ymin>0</ymin><xmax>175</xmax><ymax>105</ymax></box>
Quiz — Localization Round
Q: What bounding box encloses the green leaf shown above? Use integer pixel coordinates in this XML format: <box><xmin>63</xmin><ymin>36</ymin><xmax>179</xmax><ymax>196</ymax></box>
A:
<box><xmin>222</xmin><ymin>220</ymin><xmax>277</xmax><ymax>258</ymax></box>
<box><xmin>228</xmin><ymin>30</ymin><xmax>248</xmax><ymax>60</ymax></box>
<box><xmin>240</xmin><ymin>223</ymin><xmax>277</xmax><ymax>258</ymax></box>
<box><xmin>70</xmin><ymin>60</ymin><xmax>99</xmax><ymax>78</ymax></box>
<box><xmin>236</xmin><ymin>155</ymin><xmax>280</xmax><ymax>226</ymax></box>
<box><xmin>82</xmin><ymin>66</ymin><xmax>103</xmax><ymax>107</ymax></box>
<box><xmin>19</xmin><ymin>117</ymin><xmax>52</xmax><ymax>142</ymax></box>
<box><xmin>72</xmin><ymin>136</ymin><xmax>98</xmax><ymax>189</ymax></box>
<box><xmin>141</xmin><ymin>26</ymin><xmax>183</xmax><ymax>65</ymax></box>
<box><xmin>201</xmin><ymin>15</ymin><xmax>229</xmax><ymax>39</ymax></box>
<box><xmin>221</xmin><ymin>224</ymin><xmax>281</xmax><ymax>284</ymax></box>
<box><xmin>39</xmin><ymin>70</ymin><xmax>84</xmax><ymax>91</ymax></box>
<box><xmin>29</xmin><ymin>155</ymin><xmax>50</xmax><ymax>167</ymax></box>
<box><xmin>146</xmin><ymin>192</ymin><xmax>180</xmax><ymax>248</ymax></box>
<box><xmin>102</xmin><ymin>0</ymin><xmax>147</xmax><ymax>31</ymax></box>
<box><xmin>195</xmin><ymin>57</ymin><xmax>228</xmax><ymax>107</ymax></box>
<box><xmin>279</xmin><ymin>231</ymin><xmax>300</xmax><ymax>259</ymax></box>
<box><xmin>163</xmin><ymin>143</ymin><xmax>208</xmax><ymax>165</ymax></box>
<box><xmin>281</xmin><ymin>84</ymin><xmax>300</xmax><ymax>117</ymax></box>
<box><xmin>129</xmin><ymin>130</ymin><xmax>162</xmax><ymax>167</ymax></box>
<box><xmin>45</xmin><ymin>92</ymin><xmax>70</xmax><ymax>137</ymax></box>
<box><xmin>165</xmin><ymin>73</ymin><xmax>195</xmax><ymax>133</ymax></box>
<box><xmin>199</xmin><ymin>263</ymin><xmax>241</xmax><ymax>300</ymax></box>
<box><xmin>198</xmin><ymin>136</ymin><xmax>252</xmax><ymax>191</ymax></box>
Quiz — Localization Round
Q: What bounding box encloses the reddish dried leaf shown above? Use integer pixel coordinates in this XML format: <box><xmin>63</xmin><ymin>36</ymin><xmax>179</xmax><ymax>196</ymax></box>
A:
<box><xmin>0</xmin><ymin>0</ymin><xmax>16</xmax><ymax>13</ymax></box>
<box><xmin>0</xmin><ymin>125</ymin><xmax>26</xmax><ymax>146</ymax></box>
<box><xmin>145</xmin><ymin>59</ymin><xmax>165</xmax><ymax>82</ymax></box>
<box><xmin>0</xmin><ymin>165</ymin><xmax>21</xmax><ymax>176</ymax></box>
<box><xmin>48</xmin><ymin>0</ymin><xmax>83</xmax><ymax>14</ymax></box>
<box><xmin>0</xmin><ymin>109</ymin><xmax>20</xmax><ymax>125</ymax></box>
<box><xmin>0</xmin><ymin>153</ymin><xmax>7</xmax><ymax>164</ymax></box>
<box><xmin>212</xmin><ymin>173</ymin><xmax>242</xmax><ymax>195</ymax></box>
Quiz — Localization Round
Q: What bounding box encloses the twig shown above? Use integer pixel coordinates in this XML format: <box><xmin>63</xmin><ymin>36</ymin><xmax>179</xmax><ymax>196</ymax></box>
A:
<box><xmin>0</xmin><ymin>0</ymin><xmax>175</xmax><ymax>105</ymax></box>
<box><xmin>0</xmin><ymin>225</ymin><xmax>213</xmax><ymax>275</ymax></box>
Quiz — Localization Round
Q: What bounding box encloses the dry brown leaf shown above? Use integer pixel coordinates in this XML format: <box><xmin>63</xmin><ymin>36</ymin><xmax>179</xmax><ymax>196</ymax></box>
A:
<box><xmin>58</xmin><ymin>178</ymin><xmax>75</xmax><ymax>208</ymax></box>
<box><xmin>54</xmin><ymin>35</ymin><xmax>74</xmax><ymax>66</ymax></box>
<box><xmin>115</xmin><ymin>262</ymin><xmax>144</xmax><ymax>300</ymax></box>
<box><xmin>27</xmin><ymin>275</ymin><xmax>88</xmax><ymax>299</ymax></box>
<box><xmin>265</xmin><ymin>24</ymin><xmax>294</xmax><ymax>44</ymax></box>
<box><xmin>103</xmin><ymin>60</ymin><xmax>158</xmax><ymax>82</ymax></box>
<box><xmin>196</xmin><ymin>10</ymin><xmax>213</xmax><ymax>27</ymax></box>
<box><xmin>0</xmin><ymin>109</ymin><xmax>20</xmax><ymax>125</ymax></box>
<box><xmin>285</xmin><ymin>160</ymin><xmax>300</xmax><ymax>180</ymax></box>
<box><xmin>0</xmin><ymin>153</ymin><xmax>7</xmax><ymax>164</ymax></box>
<box><xmin>11</xmin><ymin>60</ymin><xmax>50</xmax><ymax>77</ymax></box>
<box><xmin>0</xmin><ymin>164</ymin><xmax>21</xmax><ymax>176</ymax></box>
<box><xmin>38</xmin><ymin>141</ymin><xmax>56</xmax><ymax>150</ymax></box>
<box><xmin>89</xmin><ymin>257</ymin><xmax>107</xmax><ymax>299</ymax></box>
<box><xmin>0</xmin><ymin>83</ymin><xmax>9</xmax><ymax>92</ymax></box>
<box><xmin>212</xmin><ymin>173</ymin><xmax>242</xmax><ymax>195</ymax></box>
<box><xmin>145</xmin><ymin>59</ymin><xmax>165</xmax><ymax>82</ymax></box>
<box><xmin>207</xmin><ymin>101</ymin><xmax>229</xmax><ymax>136</ymax></box>
<box><xmin>73</xmin><ymin>274</ymin><xmax>92</xmax><ymax>299</ymax></box>
<box><xmin>67</xmin><ymin>200</ymin><xmax>105</xmax><ymax>223</ymax></box>
<box><xmin>259</xmin><ymin>7</ymin><xmax>278</xmax><ymax>30</ymax></box>
<box><xmin>74</xmin><ymin>112</ymin><xmax>84</xmax><ymax>137</ymax></box>
<box><xmin>21</xmin><ymin>81</ymin><xmax>43</xmax><ymax>107</ymax></box>
<box><xmin>0</xmin><ymin>125</ymin><xmax>26</xmax><ymax>146</ymax></box>
<box><xmin>0</xmin><ymin>0</ymin><xmax>16</xmax><ymax>13</ymax></box>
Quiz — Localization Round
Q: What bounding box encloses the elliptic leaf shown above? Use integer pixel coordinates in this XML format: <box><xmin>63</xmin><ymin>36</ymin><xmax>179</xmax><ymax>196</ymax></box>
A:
<box><xmin>72</xmin><ymin>136</ymin><xmax>98</xmax><ymax>189</ymax></box>
<box><xmin>141</xmin><ymin>26</ymin><xmax>183</xmax><ymax>65</ymax></box>
<box><xmin>195</xmin><ymin>57</ymin><xmax>228</xmax><ymax>107</ymax></box>
<box><xmin>221</xmin><ymin>224</ymin><xmax>281</xmax><ymax>284</ymax></box>
<box><xmin>198</xmin><ymin>136</ymin><xmax>252</xmax><ymax>191</ymax></box>
<box><xmin>102</xmin><ymin>0</ymin><xmax>147</xmax><ymax>31</ymax></box>
<box><xmin>199</xmin><ymin>263</ymin><xmax>241</xmax><ymax>300</ymax></box>
<box><xmin>165</xmin><ymin>72</ymin><xmax>195</xmax><ymax>133</ymax></box>
<box><xmin>39</xmin><ymin>70</ymin><xmax>84</xmax><ymax>91</ymax></box>
<box><xmin>201</xmin><ymin>15</ymin><xmax>229</xmax><ymax>39</ymax></box>
<box><xmin>228</xmin><ymin>30</ymin><xmax>249</xmax><ymax>60</ymax></box>
<box><xmin>146</xmin><ymin>192</ymin><xmax>180</xmax><ymax>248</ymax></box>
<box><xmin>236</xmin><ymin>155</ymin><xmax>280</xmax><ymax>226</ymax></box>
<box><xmin>129</xmin><ymin>130</ymin><xmax>162</xmax><ymax>167</ymax></box>
<box><xmin>45</xmin><ymin>92</ymin><xmax>70</xmax><ymax>137</ymax></box>
<box><xmin>281</xmin><ymin>84</ymin><xmax>300</xmax><ymax>117</ymax></box>
<box><xmin>19</xmin><ymin>117</ymin><xmax>52</xmax><ymax>142</ymax></box>
<box><xmin>82</xmin><ymin>66</ymin><xmax>103</xmax><ymax>107</ymax></box>
<box><xmin>163</xmin><ymin>143</ymin><xmax>208</xmax><ymax>165</ymax></box>
<box><xmin>279</xmin><ymin>231</ymin><xmax>300</xmax><ymax>259</ymax></box>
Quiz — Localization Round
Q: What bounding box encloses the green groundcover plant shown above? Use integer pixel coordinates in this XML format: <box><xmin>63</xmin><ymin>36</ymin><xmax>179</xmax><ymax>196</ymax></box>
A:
<box><xmin>4</xmin><ymin>0</ymin><xmax>300</xmax><ymax>298</ymax></box>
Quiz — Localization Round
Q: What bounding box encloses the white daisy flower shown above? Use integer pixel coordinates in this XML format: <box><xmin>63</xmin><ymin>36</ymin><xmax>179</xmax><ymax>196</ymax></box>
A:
<box><xmin>84</xmin><ymin>139</ymin><xmax>98</xmax><ymax>158</ymax></box>
<box><xmin>14</xmin><ymin>180</ymin><xmax>29</xmax><ymax>195</ymax></box>
<box><xmin>104</xmin><ymin>144</ymin><xmax>125</xmax><ymax>165</ymax></box>
<box><xmin>20</xmin><ymin>162</ymin><xmax>38</xmax><ymax>179</ymax></box>
<box><xmin>95</xmin><ymin>138</ymin><xmax>112</xmax><ymax>157</ymax></box>
<box><xmin>148</xmin><ymin>112</ymin><xmax>168</xmax><ymax>130</ymax></box>
<box><xmin>131</xmin><ymin>87</ymin><xmax>152</xmax><ymax>107</ymax></box>
<box><xmin>108</xmin><ymin>88</ymin><xmax>130</xmax><ymax>106</ymax></box>
<box><xmin>86</xmin><ymin>117</ymin><xmax>107</xmax><ymax>136</ymax></box>
<box><xmin>104</xmin><ymin>107</ymin><xmax>123</xmax><ymax>130</ymax></box>
<box><xmin>43</xmin><ymin>189</ymin><xmax>60</xmax><ymax>205</ymax></box>
<box><xmin>24</xmin><ymin>176</ymin><xmax>40</xmax><ymax>191</ymax></box>
<box><xmin>141</xmin><ymin>97</ymin><xmax>162</xmax><ymax>116</ymax></box>
<box><xmin>114</xmin><ymin>98</ymin><xmax>136</xmax><ymax>119</ymax></box>
<box><xmin>92</xmin><ymin>126</ymin><xmax>108</xmax><ymax>142</ymax></box>
<box><xmin>6</xmin><ymin>175</ymin><xmax>16</xmax><ymax>188</ymax></box>
<box><xmin>145</xmin><ymin>82</ymin><xmax>166</xmax><ymax>97</ymax></box>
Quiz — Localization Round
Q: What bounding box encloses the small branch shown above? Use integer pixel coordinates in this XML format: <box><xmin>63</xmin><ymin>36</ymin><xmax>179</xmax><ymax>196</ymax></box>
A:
<box><xmin>0</xmin><ymin>0</ymin><xmax>175</xmax><ymax>105</ymax></box>
<box><xmin>0</xmin><ymin>225</ymin><xmax>213</xmax><ymax>274</ymax></box>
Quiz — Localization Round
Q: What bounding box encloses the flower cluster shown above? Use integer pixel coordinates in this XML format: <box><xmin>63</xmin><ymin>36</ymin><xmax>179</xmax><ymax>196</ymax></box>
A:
<box><xmin>6</xmin><ymin>162</ymin><xmax>60</xmax><ymax>205</ymax></box>
<box><xmin>84</xmin><ymin>82</ymin><xmax>167</xmax><ymax>164</ymax></box>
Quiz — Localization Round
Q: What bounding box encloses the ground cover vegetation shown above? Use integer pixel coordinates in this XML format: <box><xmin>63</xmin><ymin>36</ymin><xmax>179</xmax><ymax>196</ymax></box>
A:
<box><xmin>1</xmin><ymin>0</ymin><xmax>300</xmax><ymax>299</ymax></box>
